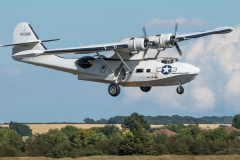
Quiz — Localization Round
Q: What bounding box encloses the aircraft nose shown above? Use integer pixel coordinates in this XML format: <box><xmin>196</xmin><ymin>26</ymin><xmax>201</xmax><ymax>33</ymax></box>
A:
<box><xmin>195</xmin><ymin>67</ymin><xmax>200</xmax><ymax>74</ymax></box>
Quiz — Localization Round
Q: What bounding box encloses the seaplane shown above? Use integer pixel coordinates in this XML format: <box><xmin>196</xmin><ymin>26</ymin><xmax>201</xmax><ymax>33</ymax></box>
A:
<box><xmin>0</xmin><ymin>22</ymin><xmax>233</xmax><ymax>96</ymax></box>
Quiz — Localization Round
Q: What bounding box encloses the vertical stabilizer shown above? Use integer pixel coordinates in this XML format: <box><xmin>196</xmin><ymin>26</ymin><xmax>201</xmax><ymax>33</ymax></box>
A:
<box><xmin>12</xmin><ymin>22</ymin><xmax>46</xmax><ymax>55</ymax></box>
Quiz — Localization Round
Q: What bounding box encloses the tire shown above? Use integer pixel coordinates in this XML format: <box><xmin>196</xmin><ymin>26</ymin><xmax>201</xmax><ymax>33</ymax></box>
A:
<box><xmin>108</xmin><ymin>83</ymin><xmax>120</xmax><ymax>97</ymax></box>
<box><xmin>176</xmin><ymin>86</ymin><xmax>184</xmax><ymax>94</ymax></box>
<box><xmin>140</xmin><ymin>86</ymin><xmax>151</xmax><ymax>92</ymax></box>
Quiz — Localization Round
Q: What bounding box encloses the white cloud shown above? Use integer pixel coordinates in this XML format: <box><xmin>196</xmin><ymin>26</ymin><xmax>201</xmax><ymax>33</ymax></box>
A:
<box><xmin>0</xmin><ymin>66</ymin><xmax>22</xmax><ymax>76</ymax></box>
<box><xmin>143</xmin><ymin>18</ymin><xmax>211</xmax><ymax>28</ymax></box>
<box><xmin>192</xmin><ymin>88</ymin><xmax>215</xmax><ymax>111</ymax></box>
<box><xmin>226</xmin><ymin>70</ymin><xmax>240</xmax><ymax>95</ymax></box>
<box><xmin>122</xmin><ymin>24</ymin><xmax>240</xmax><ymax>113</ymax></box>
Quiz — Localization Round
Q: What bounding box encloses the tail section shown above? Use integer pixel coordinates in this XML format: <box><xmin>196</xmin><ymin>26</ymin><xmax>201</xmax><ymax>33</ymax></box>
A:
<box><xmin>12</xmin><ymin>22</ymin><xmax>46</xmax><ymax>55</ymax></box>
<box><xmin>0</xmin><ymin>22</ymin><xmax>59</xmax><ymax>56</ymax></box>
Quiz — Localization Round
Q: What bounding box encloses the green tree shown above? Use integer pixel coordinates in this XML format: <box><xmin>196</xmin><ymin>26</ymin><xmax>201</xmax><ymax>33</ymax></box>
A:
<box><xmin>0</xmin><ymin>128</ymin><xmax>23</xmax><ymax>157</ymax></box>
<box><xmin>122</xmin><ymin>113</ymin><xmax>151</xmax><ymax>131</ymax></box>
<box><xmin>120</xmin><ymin>122</ymin><xmax>154</xmax><ymax>155</ymax></box>
<box><xmin>9</xmin><ymin>121</ymin><xmax>32</xmax><ymax>137</ymax></box>
<box><xmin>160</xmin><ymin>124</ymin><xmax>188</xmax><ymax>133</ymax></box>
<box><xmin>61</xmin><ymin>125</ymin><xmax>79</xmax><ymax>137</ymax></box>
<box><xmin>84</xmin><ymin>118</ymin><xmax>95</xmax><ymax>124</ymax></box>
<box><xmin>232</xmin><ymin>114</ymin><xmax>240</xmax><ymax>129</ymax></box>
<box><xmin>108</xmin><ymin>116</ymin><xmax>125</xmax><ymax>124</ymax></box>
<box><xmin>92</xmin><ymin>124</ymin><xmax>121</xmax><ymax>138</ymax></box>
<box><xmin>204</xmin><ymin>128</ymin><xmax>229</xmax><ymax>141</ymax></box>
<box><xmin>72</xmin><ymin>129</ymin><xmax>106</xmax><ymax>149</ymax></box>
<box><xmin>25</xmin><ymin>133</ymin><xmax>52</xmax><ymax>157</ymax></box>
<box><xmin>95</xmin><ymin>118</ymin><xmax>108</xmax><ymax>124</ymax></box>
<box><xmin>26</xmin><ymin>129</ymin><xmax>72</xmax><ymax>158</ymax></box>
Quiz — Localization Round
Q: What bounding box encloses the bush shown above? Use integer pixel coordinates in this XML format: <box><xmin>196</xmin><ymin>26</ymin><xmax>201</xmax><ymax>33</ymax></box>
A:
<box><xmin>25</xmin><ymin>134</ymin><xmax>52</xmax><ymax>157</ymax></box>
<box><xmin>95</xmin><ymin>132</ymin><xmax>124</xmax><ymax>155</ymax></box>
<box><xmin>160</xmin><ymin>124</ymin><xmax>189</xmax><ymax>133</ymax></box>
<box><xmin>204</xmin><ymin>128</ymin><xmax>230</xmax><ymax>141</ymax></box>
<box><xmin>0</xmin><ymin>128</ymin><xmax>23</xmax><ymax>157</ymax></box>
<box><xmin>26</xmin><ymin>129</ymin><xmax>72</xmax><ymax>158</ymax></box>
<box><xmin>91</xmin><ymin>124</ymin><xmax>121</xmax><ymax>138</ymax></box>
<box><xmin>72</xmin><ymin>129</ymin><xmax>107</xmax><ymax>149</ymax></box>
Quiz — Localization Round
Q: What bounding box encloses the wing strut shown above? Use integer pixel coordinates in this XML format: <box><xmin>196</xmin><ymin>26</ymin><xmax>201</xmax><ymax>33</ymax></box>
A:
<box><xmin>96</xmin><ymin>52</ymin><xmax>114</xmax><ymax>73</ymax></box>
<box><xmin>114</xmin><ymin>51</ymin><xmax>131</xmax><ymax>74</ymax></box>
<box><xmin>155</xmin><ymin>51</ymin><xmax>160</xmax><ymax>59</ymax></box>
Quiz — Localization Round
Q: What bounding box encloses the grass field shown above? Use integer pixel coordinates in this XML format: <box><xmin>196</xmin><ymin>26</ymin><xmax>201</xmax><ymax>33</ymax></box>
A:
<box><xmin>1</xmin><ymin>155</ymin><xmax>240</xmax><ymax>160</ymax></box>
<box><xmin>0</xmin><ymin>124</ymin><xmax>231</xmax><ymax>134</ymax></box>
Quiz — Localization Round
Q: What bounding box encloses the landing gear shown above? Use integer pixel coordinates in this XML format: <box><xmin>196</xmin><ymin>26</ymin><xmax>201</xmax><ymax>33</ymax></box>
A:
<box><xmin>140</xmin><ymin>86</ymin><xmax>151</xmax><ymax>92</ymax></box>
<box><xmin>176</xmin><ymin>86</ymin><xmax>184</xmax><ymax>94</ymax></box>
<box><xmin>108</xmin><ymin>83</ymin><xmax>120</xmax><ymax>97</ymax></box>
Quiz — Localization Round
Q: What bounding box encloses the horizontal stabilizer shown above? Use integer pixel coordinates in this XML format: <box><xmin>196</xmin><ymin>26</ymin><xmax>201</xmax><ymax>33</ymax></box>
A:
<box><xmin>41</xmin><ymin>39</ymin><xmax>60</xmax><ymax>42</ymax></box>
<box><xmin>0</xmin><ymin>39</ymin><xmax>60</xmax><ymax>47</ymax></box>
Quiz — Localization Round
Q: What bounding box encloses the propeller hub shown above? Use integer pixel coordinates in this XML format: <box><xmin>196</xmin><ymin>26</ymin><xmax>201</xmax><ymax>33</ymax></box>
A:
<box><xmin>170</xmin><ymin>35</ymin><xmax>176</xmax><ymax>46</ymax></box>
<box><xmin>144</xmin><ymin>38</ymin><xmax>149</xmax><ymax>48</ymax></box>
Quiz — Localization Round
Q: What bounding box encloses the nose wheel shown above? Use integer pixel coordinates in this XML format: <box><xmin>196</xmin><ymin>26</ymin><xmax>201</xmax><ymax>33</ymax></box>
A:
<box><xmin>176</xmin><ymin>86</ymin><xmax>184</xmax><ymax>94</ymax></box>
<box><xmin>108</xmin><ymin>83</ymin><xmax>120</xmax><ymax>97</ymax></box>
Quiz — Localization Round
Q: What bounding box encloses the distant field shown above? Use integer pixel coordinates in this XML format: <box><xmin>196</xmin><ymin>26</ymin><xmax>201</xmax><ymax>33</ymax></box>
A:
<box><xmin>0</xmin><ymin>124</ymin><xmax>231</xmax><ymax>134</ymax></box>
<box><xmin>0</xmin><ymin>124</ymin><xmax>163</xmax><ymax>134</ymax></box>
<box><xmin>1</xmin><ymin>155</ymin><xmax>240</xmax><ymax>160</ymax></box>
<box><xmin>199</xmin><ymin>124</ymin><xmax>231</xmax><ymax>130</ymax></box>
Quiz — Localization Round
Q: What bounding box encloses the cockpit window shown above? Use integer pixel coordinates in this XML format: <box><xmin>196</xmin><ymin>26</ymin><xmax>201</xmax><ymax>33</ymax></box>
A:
<box><xmin>75</xmin><ymin>56</ymin><xmax>96</xmax><ymax>69</ymax></box>
<box><xmin>161</xmin><ymin>58</ymin><xmax>180</xmax><ymax>64</ymax></box>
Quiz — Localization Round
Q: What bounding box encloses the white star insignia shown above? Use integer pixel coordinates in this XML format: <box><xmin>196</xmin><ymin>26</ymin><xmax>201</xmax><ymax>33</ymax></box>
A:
<box><xmin>163</xmin><ymin>66</ymin><xmax>170</xmax><ymax>73</ymax></box>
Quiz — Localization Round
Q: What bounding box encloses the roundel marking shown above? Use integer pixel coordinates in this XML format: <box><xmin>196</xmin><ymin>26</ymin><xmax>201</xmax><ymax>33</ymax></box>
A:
<box><xmin>161</xmin><ymin>65</ymin><xmax>172</xmax><ymax>75</ymax></box>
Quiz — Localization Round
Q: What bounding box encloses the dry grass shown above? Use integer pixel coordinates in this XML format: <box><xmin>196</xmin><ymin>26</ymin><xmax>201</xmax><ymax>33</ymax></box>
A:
<box><xmin>0</xmin><ymin>124</ymin><xmax>121</xmax><ymax>134</ymax></box>
<box><xmin>199</xmin><ymin>124</ymin><xmax>231</xmax><ymax>130</ymax></box>
<box><xmin>1</xmin><ymin>155</ymin><xmax>240</xmax><ymax>160</ymax></box>
<box><xmin>0</xmin><ymin>124</ymin><xmax>165</xmax><ymax>134</ymax></box>
<box><xmin>0</xmin><ymin>124</ymin><xmax>232</xmax><ymax>134</ymax></box>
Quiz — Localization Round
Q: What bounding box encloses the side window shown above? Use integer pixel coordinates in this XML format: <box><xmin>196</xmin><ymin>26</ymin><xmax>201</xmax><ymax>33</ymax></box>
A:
<box><xmin>136</xmin><ymin>69</ymin><xmax>144</xmax><ymax>73</ymax></box>
<box><xmin>146</xmin><ymin>69</ymin><xmax>151</xmax><ymax>73</ymax></box>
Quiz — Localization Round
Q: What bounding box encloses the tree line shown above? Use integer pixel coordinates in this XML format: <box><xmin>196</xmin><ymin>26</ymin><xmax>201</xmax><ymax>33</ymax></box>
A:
<box><xmin>0</xmin><ymin>113</ymin><xmax>240</xmax><ymax>158</ymax></box>
<box><xmin>84</xmin><ymin>115</ymin><xmax>233</xmax><ymax>124</ymax></box>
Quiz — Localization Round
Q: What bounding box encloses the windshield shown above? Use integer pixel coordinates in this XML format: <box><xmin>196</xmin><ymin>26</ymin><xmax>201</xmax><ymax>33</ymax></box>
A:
<box><xmin>161</xmin><ymin>58</ymin><xmax>180</xmax><ymax>64</ymax></box>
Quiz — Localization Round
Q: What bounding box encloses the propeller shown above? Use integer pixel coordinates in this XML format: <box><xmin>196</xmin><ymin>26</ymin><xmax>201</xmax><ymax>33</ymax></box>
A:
<box><xmin>142</xmin><ymin>25</ymin><xmax>147</xmax><ymax>37</ymax></box>
<box><xmin>175</xmin><ymin>22</ymin><xmax>178</xmax><ymax>35</ymax></box>
<box><xmin>172</xmin><ymin>22</ymin><xmax>182</xmax><ymax>57</ymax></box>
<box><xmin>142</xmin><ymin>23</ymin><xmax>182</xmax><ymax>58</ymax></box>
<box><xmin>142</xmin><ymin>26</ymin><xmax>150</xmax><ymax>58</ymax></box>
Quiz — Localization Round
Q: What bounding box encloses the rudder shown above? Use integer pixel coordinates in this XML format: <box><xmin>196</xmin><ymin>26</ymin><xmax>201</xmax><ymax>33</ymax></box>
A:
<box><xmin>12</xmin><ymin>22</ymin><xmax>46</xmax><ymax>55</ymax></box>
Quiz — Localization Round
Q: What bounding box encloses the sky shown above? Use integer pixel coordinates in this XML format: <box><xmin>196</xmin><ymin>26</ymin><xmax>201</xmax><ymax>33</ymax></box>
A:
<box><xmin>0</xmin><ymin>0</ymin><xmax>240</xmax><ymax>123</ymax></box>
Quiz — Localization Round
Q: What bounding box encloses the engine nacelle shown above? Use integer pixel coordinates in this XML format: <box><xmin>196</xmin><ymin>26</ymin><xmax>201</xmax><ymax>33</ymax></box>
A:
<box><xmin>148</xmin><ymin>33</ymin><xmax>175</xmax><ymax>49</ymax></box>
<box><xmin>119</xmin><ymin>37</ymin><xmax>149</xmax><ymax>52</ymax></box>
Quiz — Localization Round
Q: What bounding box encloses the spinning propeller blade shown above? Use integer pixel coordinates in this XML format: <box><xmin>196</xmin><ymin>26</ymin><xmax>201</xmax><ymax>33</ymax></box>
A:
<box><xmin>142</xmin><ymin>26</ymin><xmax>147</xmax><ymax>37</ymax></box>
<box><xmin>173</xmin><ymin>22</ymin><xmax>182</xmax><ymax>57</ymax></box>
<box><xmin>175</xmin><ymin>42</ymin><xmax>182</xmax><ymax>57</ymax></box>
<box><xmin>142</xmin><ymin>25</ymin><xmax>149</xmax><ymax>58</ymax></box>
<box><xmin>175</xmin><ymin>22</ymin><xmax>178</xmax><ymax>35</ymax></box>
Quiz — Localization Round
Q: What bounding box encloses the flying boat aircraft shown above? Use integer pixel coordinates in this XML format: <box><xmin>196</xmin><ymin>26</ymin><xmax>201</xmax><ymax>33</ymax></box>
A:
<box><xmin>0</xmin><ymin>22</ymin><xmax>233</xmax><ymax>96</ymax></box>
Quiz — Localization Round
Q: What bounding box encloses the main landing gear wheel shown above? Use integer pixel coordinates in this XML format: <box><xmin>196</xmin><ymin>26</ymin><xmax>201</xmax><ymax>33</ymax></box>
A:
<box><xmin>140</xmin><ymin>86</ymin><xmax>151</xmax><ymax>92</ymax></box>
<box><xmin>176</xmin><ymin>86</ymin><xmax>184</xmax><ymax>94</ymax></box>
<box><xmin>108</xmin><ymin>83</ymin><xmax>120</xmax><ymax>97</ymax></box>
